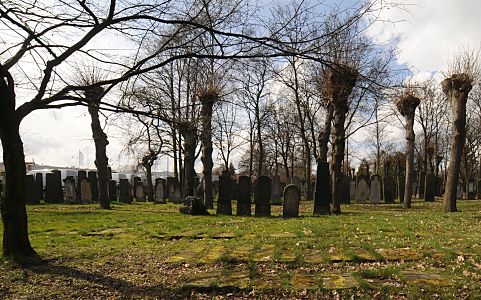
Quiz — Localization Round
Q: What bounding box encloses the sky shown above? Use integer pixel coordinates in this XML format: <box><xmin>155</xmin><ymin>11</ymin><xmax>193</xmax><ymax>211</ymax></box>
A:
<box><xmin>3</xmin><ymin>0</ymin><xmax>481</xmax><ymax>172</ymax></box>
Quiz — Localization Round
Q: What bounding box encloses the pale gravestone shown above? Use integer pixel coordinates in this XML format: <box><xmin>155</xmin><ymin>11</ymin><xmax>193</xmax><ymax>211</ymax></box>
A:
<box><xmin>370</xmin><ymin>175</ymin><xmax>382</xmax><ymax>203</ymax></box>
<box><xmin>119</xmin><ymin>179</ymin><xmax>133</xmax><ymax>204</ymax></box>
<box><xmin>135</xmin><ymin>181</ymin><xmax>146</xmax><ymax>202</ymax></box>
<box><xmin>355</xmin><ymin>175</ymin><xmax>370</xmax><ymax>203</ymax></box>
<box><xmin>290</xmin><ymin>176</ymin><xmax>300</xmax><ymax>189</ymax></box>
<box><xmin>65</xmin><ymin>177</ymin><xmax>77</xmax><ymax>204</ymax></box>
<box><xmin>77</xmin><ymin>170</ymin><xmax>87</xmax><ymax>201</ymax></box>
<box><xmin>154</xmin><ymin>178</ymin><xmax>167</xmax><ymax>204</ymax></box>
<box><xmin>271</xmin><ymin>174</ymin><xmax>282</xmax><ymax>205</ymax></box>
<box><xmin>169</xmin><ymin>180</ymin><xmax>182</xmax><ymax>204</ymax></box>
<box><xmin>416</xmin><ymin>171</ymin><xmax>426</xmax><ymax>199</ymax></box>
<box><xmin>467</xmin><ymin>180</ymin><xmax>476</xmax><ymax>200</ymax></box>
<box><xmin>255</xmin><ymin>176</ymin><xmax>271</xmax><ymax>217</ymax></box>
<box><xmin>424</xmin><ymin>174</ymin><xmax>436</xmax><ymax>202</ymax></box>
<box><xmin>108</xmin><ymin>180</ymin><xmax>117</xmax><ymax>202</ymax></box>
<box><xmin>217</xmin><ymin>175</ymin><xmax>232</xmax><ymax>215</ymax></box>
<box><xmin>349</xmin><ymin>179</ymin><xmax>356</xmax><ymax>202</ymax></box>
<box><xmin>80</xmin><ymin>178</ymin><xmax>92</xmax><ymax>203</ymax></box>
<box><xmin>384</xmin><ymin>176</ymin><xmax>396</xmax><ymax>204</ymax></box>
<box><xmin>237</xmin><ymin>176</ymin><xmax>251</xmax><ymax>216</ymax></box>
<box><xmin>283</xmin><ymin>184</ymin><xmax>300</xmax><ymax>218</ymax></box>
<box><xmin>456</xmin><ymin>183</ymin><xmax>463</xmax><ymax>199</ymax></box>
<box><xmin>25</xmin><ymin>175</ymin><xmax>40</xmax><ymax>205</ymax></box>
<box><xmin>313</xmin><ymin>161</ymin><xmax>331</xmax><ymax>215</ymax></box>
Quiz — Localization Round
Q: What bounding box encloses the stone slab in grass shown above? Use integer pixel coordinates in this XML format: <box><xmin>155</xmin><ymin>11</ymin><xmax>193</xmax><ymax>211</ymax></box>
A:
<box><xmin>164</xmin><ymin>244</ymin><xmax>205</xmax><ymax>264</ymax></box>
<box><xmin>211</xmin><ymin>232</ymin><xmax>236</xmax><ymax>239</ymax></box>
<box><xmin>218</xmin><ymin>269</ymin><xmax>250</xmax><ymax>289</ymax></box>
<box><xmin>330</xmin><ymin>253</ymin><xmax>353</xmax><ymax>262</ymax></box>
<box><xmin>183</xmin><ymin>270</ymin><xmax>222</xmax><ymax>289</ymax></box>
<box><xmin>199</xmin><ymin>245</ymin><xmax>226</xmax><ymax>264</ymax></box>
<box><xmin>302</xmin><ymin>249</ymin><xmax>326</xmax><ymax>264</ymax></box>
<box><xmin>253</xmin><ymin>245</ymin><xmax>276</xmax><ymax>262</ymax></box>
<box><xmin>269</xmin><ymin>232</ymin><xmax>297</xmax><ymax>239</ymax></box>
<box><xmin>400</xmin><ymin>271</ymin><xmax>447</xmax><ymax>285</ymax></box>
<box><xmin>321</xmin><ymin>273</ymin><xmax>359</xmax><ymax>289</ymax></box>
<box><xmin>85</xmin><ymin>227</ymin><xmax>124</xmax><ymax>236</ymax></box>
<box><xmin>375</xmin><ymin>247</ymin><xmax>421</xmax><ymax>261</ymax></box>
<box><xmin>350</xmin><ymin>248</ymin><xmax>378</xmax><ymax>262</ymax></box>
<box><xmin>279</xmin><ymin>249</ymin><xmax>297</xmax><ymax>262</ymax></box>
<box><xmin>228</xmin><ymin>244</ymin><xmax>255</xmax><ymax>262</ymax></box>
<box><xmin>251</xmin><ymin>273</ymin><xmax>283</xmax><ymax>290</ymax></box>
<box><xmin>169</xmin><ymin>229</ymin><xmax>206</xmax><ymax>240</ymax></box>
<box><xmin>290</xmin><ymin>273</ymin><xmax>319</xmax><ymax>290</ymax></box>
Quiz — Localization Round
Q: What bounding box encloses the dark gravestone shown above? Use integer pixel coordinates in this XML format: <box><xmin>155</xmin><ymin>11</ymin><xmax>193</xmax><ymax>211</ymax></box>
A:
<box><xmin>107</xmin><ymin>167</ymin><xmax>112</xmax><ymax>179</ymax></box>
<box><xmin>477</xmin><ymin>179</ymin><xmax>481</xmax><ymax>200</ymax></box>
<box><xmin>108</xmin><ymin>180</ymin><xmax>117</xmax><ymax>202</ymax></box>
<box><xmin>255</xmin><ymin>176</ymin><xmax>271</xmax><ymax>217</ymax></box>
<box><xmin>231</xmin><ymin>180</ymin><xmax>238</xmax><ymax>201</ymax></box>
<box><xmin>88</xmin><ymin>171</ymin><xmax>99</xmax><ymax>202</ymax></box>
<box><xmin>25</xmin><ymin>175</ymin><xmax>40</xmax><ymax>205</ymax></box>
<box><xmin>166</xmin><ymin>177</ymin><xmax>174</xmax><ymax>198</ymax></box>
<box><xmin>154</xmin><ymin>178</ymin><xmax>167</xmax><ymax>204</ymax></box>
<box><xmin>45</xmin><ymin>172</ymin><xmax>63</xmax><ymax>203</ymax></box>
<box><xmin>313</xmin><ymin>161</ymin><xmax>331</xmax><ymax>215</ymax></box>
<box><xmin>135</xmin><ymin>181</ymin><xmax>145</xmax><ymax>202</ymax></box>
<box><xmin>424</xmin><ymin>174</ymin><xmax>436</xmax><ymax>202</ymax></box>
<box><xmin>384</xmin><ymin>176</ymin><xmax>396</xmax><ymax>204</ymax></box>
<box><xmin>119</xmin><ymin>179</ymin><xmax>133</xmax><ymax>204</ymax></box>
<box><xmin>283</xmin><ymin>184</ymin><xmax>300</xmax><ymax>218</ymax></box>
<box><xmin>398</xmin><ymin>174</ymin><xmax>405</xmax><ymax>203</ymax></box>
<box><xmin>340</xmin><ymin>175</ymin><xmax>350</xmax><ymax>204</ymax></box>
<box><xmin>132</xmin><ymin>176</ymin><xmax>141</xmax><ymax>197</ymax></box>
<box><xmin>237</xmin><ymin>176</ymin><xmax>252</xmax><ymax>216</ymax></box>
<box><xmin>65</xmin><ymin>176</ymin><xmax>78</xmax><ymax>204</ymax></box>
<box><xmin>179</xmin><ymin>196</ymin><xmax>209</xmax><ymax>215</ymax></box>
<box><xmin>467</xmin><ymin>179</ymin><xmax>476</xmax><ymax>200</ymax></box>
<box><xmin>35</xmin><ymin>173</ymin><xmax>44</xmax><ymax>200</ymax></box>
<box><xmin>355</xmin><ymin>175</ymin><xmax>370</xmax><ymax>203</ymax></box>
<box><xmin>416</xmin><ymin>171</ymin><xmax>426</xmax><ymax>199</ymax></box>
<box><xmin>217</xmin><ymin>175</ymin><xmax>232</xmax><ymax>215</ymax></box>
<box><xmin>212</xmin><ymin>180</ymin><xmax>219</xmax><ymax>198</ymax></box>
<box><xmin>52</xmin><ymin>170</ymin><xmax>64</xmax><ymax>203</ymax></box>
<box><xmin>436</xmin><ymin>177</ymin><xmax>443</xmax><ymax>197</ymax></box>
<box><xmin>77</xmin><ymin>170</ymin><xmax>87</xmax><ymax>201</ymax></box>
<box><xmin>271</xmin><ymin>174</ymin><xmax>282</xmax><ymax>205</ymax></box>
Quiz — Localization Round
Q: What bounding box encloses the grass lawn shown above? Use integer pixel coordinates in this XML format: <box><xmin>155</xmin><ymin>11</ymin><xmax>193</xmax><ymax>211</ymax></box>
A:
<box><xmin>1</xmin><ymin>199</ymin><xmax>481</xmax><ymax>299</ymax></box>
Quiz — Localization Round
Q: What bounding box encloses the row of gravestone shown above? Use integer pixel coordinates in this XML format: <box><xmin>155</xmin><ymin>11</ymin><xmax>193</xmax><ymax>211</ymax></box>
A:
<box><xmin>217</xmin><ymin>175</ymin><xmax>302</xmax><ymax>218</ymax></box>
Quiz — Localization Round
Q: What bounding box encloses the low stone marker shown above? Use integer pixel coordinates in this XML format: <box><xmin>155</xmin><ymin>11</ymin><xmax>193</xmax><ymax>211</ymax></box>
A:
<box><xmin>255</xmin><ymin>176</ymin><xmax>271</xmax><ymax>217</ymax></box>
<box><xmin>271</xmin><ymin>174</ymin><xmax>282</xmax><ymax>205</ymax></box>
<box><xmin>65</xmin><ymin>177</ymin><xmax>77</xmax><ymax>204</ymax></box>
<box><xmin>135</xmin><ymin>181</ymin><xmax>145</xmax><ymax>202</ymax></box>
<box><xmin>25</xmin><ymin>175</ymin><xmax>40</xmax><ymax>205</ymax></box>
<box><xmin>355</xmin><ymin>175</ymin><xmax>370</xmax><ymax>203</ymax></box>
<box><xmin>217</xmin><ymin>175</ymin><xmax>232</xmax><ymax>215</ymax></box>
<box><xmin>80</xmin><ymin>178</ymin><xmax>92</xmax><ymax>203</ymax></box>
<box><xmin>108</xmin><ymin>180</ymin><xmax>117</xmax><ymax>202</ymax></box>
<box><xmin>154</xmin><ymin>178</ymin><xmax>167</xmax><ymax>204</ymax></box>
<box><xmin>313</xmin><ymin>161</ymin><xmax>331</xmax><ymax>215</ymax></box>
<box><xmin>283</xmin><ymin>184</ymin><xmax>300</xmax><ymax>218</ymax></box>
<box><xmin>119</xmin><ymin>178</ymin><xmax>132</xmax><ymax>204</ymax></box>
<box><xmin>237</xmin><ymin>176</ymin><xmax>251</xmax><ymax>216</ymax></box>
<box><xmin>370</xmin><ymin>175</ymin><xmax>382</xmax><ymax>203</ymax></box>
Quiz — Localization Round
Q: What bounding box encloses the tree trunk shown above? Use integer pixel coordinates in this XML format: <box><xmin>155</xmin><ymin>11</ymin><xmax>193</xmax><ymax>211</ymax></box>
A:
<box><xmin>442</xmin><ymin>75</ymin><xmax>472</xmax><ymax>212</ymax></box>
<box><xmin>403</xmin><ymin>117</ymin><xmax>416</xmax><ymax>208</ymax></box>
<box><xmin>318</xmin><ymin>104</ymin><xmax>334</xmax><ymax>162</ymax></box>
<box><xmin>200</xmin><ymin>95</ymin><xmax>215</xmax><ymax>209</ymax></box>
<box><xmin>0</xmin><ymin>67</ymin><xmax>36</xmax><ymax>257</ymax></box>
<box><xmin>145</xmin><ymin>163</ymin><xmax>154</xmax><ymax>202</ymax></box>
<box><xmin>87</xmin><ymin>87</ymin><xmax>110</xmax><ymax>210</ymax></box>
<box><xmin>255</xmin><ymin>102</ymin><xmax>264</xmax><ymax>177</ymax></box>
<box><xmin>180</xmin><ymin>122</ymin><xmax>197</xmax><ymax>198</ymax></box>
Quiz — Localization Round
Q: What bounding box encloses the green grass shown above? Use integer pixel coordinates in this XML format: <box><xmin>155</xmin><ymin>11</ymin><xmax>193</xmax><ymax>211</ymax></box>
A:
<box><xmin>1</xmin><ymin>199</ymin><xmax>481</xmax><ymax>298</ymax></box>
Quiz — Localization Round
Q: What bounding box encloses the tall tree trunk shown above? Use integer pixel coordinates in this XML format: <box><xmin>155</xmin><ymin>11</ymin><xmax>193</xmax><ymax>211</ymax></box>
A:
<box><xmin>442</xmin><ymin>75</ymin><xmax>473</xmax><ymax>212</ymax></box>
<box><xmin>86</xmin><ymin>87</ymin><xmax>110</xmax><ymax>210</ymax></box>
<box><xmin>180</xmin><ymin>122</ymin><xmax>197</xmax><ymax>198</ymax></box>
<box><xmin>255</xmin><ymin>103</ymin><xmax>263</xmax><ymax>177</ymax></box>
<box><xmin>0</xmin><ymin>66</ymin><xmax>36</xmax><ymax>257</ymax></box>
<box><xmin>318</xmin><ymin>104</ymin><xmax>334</xmax><ymax>162</ymax></box>
<box><xmin>172</xmin><ymin>127</ymin><xmax>178</xmax><ymax>180</ymax></box>
<box><xmin>329</xmin><ymin>66</ymin><xmax>357</xmax><ymax>214</ymax></box>
<box><xmin>144</xmin><ymin>163</ymin><xmax>154</xmax><ymax>202</ymax></box>
<box><xmin>199</xmin><ymin>93</ymin><xmax>215</xmax><ymax>209</ymax></box>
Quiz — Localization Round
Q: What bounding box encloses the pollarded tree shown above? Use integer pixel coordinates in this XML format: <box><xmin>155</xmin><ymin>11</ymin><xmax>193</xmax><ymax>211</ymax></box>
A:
<box><xmin>396</xmin><ymin>89</ymin><xmax>421</xmax><ymax>209</ymax></box>
<box><xmin>443</xmin><ymin>50</ymin><xmax>479</xmax><ymax>212</ymax></box>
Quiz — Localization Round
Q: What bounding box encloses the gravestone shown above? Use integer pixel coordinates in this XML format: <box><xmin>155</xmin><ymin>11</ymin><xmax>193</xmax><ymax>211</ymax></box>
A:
<box><xmin>135</xmin><ymin>181</ymin><xmax>145</xmax><ymax>202</ymax></box>
<box><xmin>132</xmin><ymin>176</ymin><xmax>142</xmax><ymax>197</ymax></box>
<box><xmin>217</xmin><ymin>175</ymin><xmax>232</xmax><ymax>215</ymax></box>
<box><xmin>80</xmin><ymin>178</ymin><xmax>92</xmax><ymax>203</ymax></box>
<box><xmin>313</xmin><ymin>161</ymin><xmax>331</xmax><ymax>215</ymax></box>
<box><xmin>397</xmin><ymin>175</ymin><xmax>405</xmax><ymax>203</ymax></box>
<box><xmin>166</xmin><ymin>177</ymin><xmax>174</xmax><ymax>198</ymax></box>
<box><xmin>436</xmin><ymin>177</ymin><xmax>443</xmax><ymax>197</ymax></box>
<box><xmin>340</xmin><ymin>175</ymin><xmax>350</xmax><ymax>204</ymax></box>
<box><xmin>35</xmin><ymin>173</ymin><xmax>44</xmax><ymax>200</ymax></box>
<box><xmin>77</xmin><ymin>170</ymin><xmax>87</xmax><ymax>201</ymax></box>
<box><xmin>65</xmin><ymin>176</ymin><xmax>77</xmax><ymax>204</ymax></box>
<box><xmin>119</xmin><ymin>178</ymin><xmax>133</xmax><ymax>204</ymax></box>
<box><xmin>355</xmin><ymin>175</ymin><xmax>370</xmax><ymax>203</ymax></box>
<box><xmin>290</xmin><ymin>176</ymin><xmax>300</xmax><ymax>189</ymax></box>
<box><xmin>108</xmin><ymin>180</ymin><xmax>117</xmax><ymax>202</ymax></box>
<box><xmin>271</xmin><ymin>174</ymin><xmax>282</xmax><ymax>205</ymax></box>
<box><xmin>349</xmin><ymin>179</ymin><xmax>356</xmax><ymax>202</ymax></box>
<box><xmin>237</xmin><ymin>176</ymin><xmax>252</xmax><ymax>216</ymax></box>
<box><xmin>255</xmin><ymin>176</ymin><xmax>271</xmax><ymax>217</ymax></box>
<box><xmin>456</xmin><ymin>183</ymin><xmax>463</xmax><ymax>199</ymax></box>
<box><xmin>212</xmin><ymin>180</ymin><xmax>219</xmax><ymax>198</ymax></box>
<box><xmin>416</xmin><ymin>171</ymin><xmax>426</xmax><ymax>199</ymax></box>
<box><xmin>25</xmin><ymin>175</ymin><xmax>40</xmax><ymax>205</ymax></box>
<box><xmin>154</xmin><ymin>178</ymin><xmax>167</xmax><ymax>204</ymax></box>
<box><xmin>179</xmin><ymin>196</ymin><xmax>209</xmax><ymax>215</ymax></box>
<box><xmin>45</xmin><ymin>172</ymin><xmax>63</xmax><ymax>203</ymax></box>
<box><xmin>370</xmin><ymin>175</ymin><xmax>382</xmax><ymax>203</ymax></box>
<box><xmin>424</xmin><ymin>174</ymin><xmax>436</xmax><ymax>202</ymax></box>
<box><xmin>477</xmin><ymin>179</ymin><xmax>481</xmax><ymax>200</ymax></box>
<box><xmin>169</xmin><ymin>179</ymin><xmax>182</xmax><ymax>204</ymax></box>
<box><xmin>231</xmin><ymin>180</ymin><xmax>238</xmax><ymax>201</ymax></box>
<box><xmin>384</xmin><ymin>176</ymin><xmax>396</xmax><ymax>204</ymax></box>
<box><xmin>283</xmin><ymin>184</ymin><xmax>300</xmax><ymax>218</ymax></box>
<box><xmin>467</xmin><ymin>179</ymin><xmax>476</xmax><ymax>200</ymax></box>
<box><xmin>88</xmin><ymin>171</ymin><xmax>99</xmax><ymax>202</ymax></box>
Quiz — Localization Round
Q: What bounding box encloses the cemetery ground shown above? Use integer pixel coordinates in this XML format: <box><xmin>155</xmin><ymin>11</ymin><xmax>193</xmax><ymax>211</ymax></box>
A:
<box><xmin>1</xmin><ymin>201</ymin><xmax>481</xmax><ymax>299</ymax></box>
